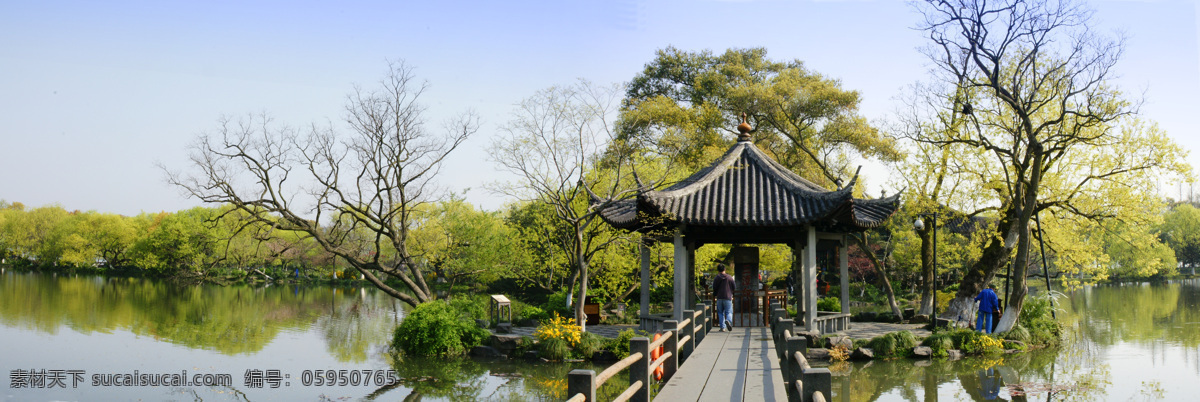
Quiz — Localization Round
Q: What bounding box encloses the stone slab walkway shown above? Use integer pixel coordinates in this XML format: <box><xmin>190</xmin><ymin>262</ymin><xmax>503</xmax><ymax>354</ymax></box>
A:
<box><xmin>830</xmin><ymin>322</ymin><xmax>931</xmax><ymax>340</ymax></box>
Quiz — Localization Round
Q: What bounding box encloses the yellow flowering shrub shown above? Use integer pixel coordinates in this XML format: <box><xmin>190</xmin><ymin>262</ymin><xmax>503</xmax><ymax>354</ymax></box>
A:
<box><xmin>534</xmin><ymin>314</ymin><xmax>582</xmax><ymax>348</ymax></box>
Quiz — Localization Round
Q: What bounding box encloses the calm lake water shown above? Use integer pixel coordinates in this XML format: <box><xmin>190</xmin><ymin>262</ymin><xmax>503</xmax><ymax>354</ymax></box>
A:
<box><xmin>0</xmin><ymin>271</ymin><xmax>609</xmax><ymax>401</ymax></box>
<box><xmin>3</xmin><ymin>271</ymin><xmax>1198</xmax><ymax>401</ymax></box>
<box><xmin>828</xmin><ymin>280</ymin><xmax>1200</xmax><ymax>401</ymax></box>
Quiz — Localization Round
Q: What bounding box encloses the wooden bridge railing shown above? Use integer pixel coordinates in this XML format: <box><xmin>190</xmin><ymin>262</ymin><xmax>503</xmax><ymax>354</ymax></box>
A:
<box><xmin>566</xmin><ymin>303</ymin><xmax>711</xmax><ymax>402</ymax></box>
<box><xmin>770</xmin><ymin>308</ymin><xmax>831</xmax><ymax>402</ymax></box>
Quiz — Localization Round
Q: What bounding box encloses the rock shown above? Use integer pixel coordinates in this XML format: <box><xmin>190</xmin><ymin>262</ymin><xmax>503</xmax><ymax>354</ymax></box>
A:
<box><xmin>495</xmin><ymin>323</ymin><xmax>514</xmax><ymax>334</ymax></box>
<box><xmin>850</xmin><ymin>347</ymin><xmax>875</xmax><ymax>361</ymax></box>
<box><xmin>592</xmin><ymin>350</ymin><xmax>618</xmax><ymax>362</ymax></box>
<box><xmin>807</xmin><ymin>348</ymin><xmax>832</xmax><ymax>361</ymax></box>
<box><xmin>522</xmin><ymin>350</ymin><xmax>540</xmax><ymax>360</ymax></box>
<box><xmin>475</xmin><ymin>319</ymin><xmax>490</xmax><ymax>329</ymax></box>
<box><xmin>948</xmin><ymin>350</ymin><xmax>965</xmax><ymax>360</ymax></box>
<box><xmin>935</xmin><ymin>318</ymin><xmax>954</xmax><ymax>328</ymax></box>
<box><xmin>490</xmin><ymin>334</ymin><xmax>525</xmax><ymax>355</ymax></box>
<box><xmin>825</xmin><ymin>335</ymin><xmax>853</xmax><ymax>349</ymax></box>
<box><xmin>518</xmin><ymin>318</ymin><xmax>540</xmax><ymax>327</ymax></box>
<box><xmin>910</xmin><ymin>314</ymin><xmax>929</xmax><ymax>324</ymax></box>
<box><xmin>903</xmin><ymin>308</ymin><xmax>915</xmax><ymax>319</ymax></box>
<box><xmin>912</xmin><ymin>346</ymin><xmax>932</xmax><ymax>358</ymax></box>
<box><xmin>795</xmin><ymin>330</ymin><xmax>822</xmax><ymax>348</ymax></box>
<box><xmin>470</xmin><ymin>345</ymin><xmax>504</xmax><ymax>358</ymax></box>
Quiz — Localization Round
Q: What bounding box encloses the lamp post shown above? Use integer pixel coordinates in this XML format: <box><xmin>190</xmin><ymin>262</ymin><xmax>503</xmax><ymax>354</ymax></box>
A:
<box><xmin>914</xmin><ymin>212</ymin><xmax>939</xmax><ymax>328</ymax></box>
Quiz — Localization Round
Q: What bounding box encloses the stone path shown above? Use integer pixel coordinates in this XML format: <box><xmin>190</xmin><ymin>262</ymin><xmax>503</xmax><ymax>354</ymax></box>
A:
<box><xmin>831</xmin><ymin>322</ymin><xmax>931</xmax><ymax>340</ymax></box>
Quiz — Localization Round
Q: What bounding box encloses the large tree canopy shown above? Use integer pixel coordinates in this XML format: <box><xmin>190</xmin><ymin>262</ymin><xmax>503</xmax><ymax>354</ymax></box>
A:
<box><xmin>617</xmin><ymin>47</ymin><xmax>901</xmax><ymax>187</ymax></box>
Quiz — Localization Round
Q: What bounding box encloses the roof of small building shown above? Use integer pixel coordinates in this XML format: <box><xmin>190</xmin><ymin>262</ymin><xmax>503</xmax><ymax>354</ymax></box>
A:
<box><xmin>596</xmin><ymin>122</ymin><xmax>900</xmax><ymax>234</ymax></box>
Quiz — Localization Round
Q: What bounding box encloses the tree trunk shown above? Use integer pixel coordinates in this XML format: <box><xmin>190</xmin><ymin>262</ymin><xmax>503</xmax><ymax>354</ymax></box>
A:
<box><xmin>918</xmin><ymin>227</ymin><xmax>935</xmax><ymax>316</ymax></box>
<box><xmin>944</xmin><ymin>213</ymin><xmax>1016</xmax><ymax>324</ymax></box>
<box><xmin>849</xmin><ymin>234</ymin><xmax>903</xmax><ymax>318</ymax></box>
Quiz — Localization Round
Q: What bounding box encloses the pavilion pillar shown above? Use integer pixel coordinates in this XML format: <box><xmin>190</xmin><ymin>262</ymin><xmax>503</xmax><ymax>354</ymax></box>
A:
<box><xmin>840</xmin><ymin>236</ymin><xmax>850</xmax><ymax>319</ymax></box>
<box><xmin>640</xmin><ymin>239</ymin><xmax>651</xmax><ymax>322</ymax></box>
<box><xmin>673</xmin><ymin>229</ymin><xmax>688</xmax><ymax>321</ymax></box>
<box><xmin>687</xmin><ymin>243</ymin><xmax>697</xmax><ymax>308</ymax></box>
<box><xmin>803</xmin><ymin>225</ymin><xmax>818</xmax><ymax>331</ymax></box>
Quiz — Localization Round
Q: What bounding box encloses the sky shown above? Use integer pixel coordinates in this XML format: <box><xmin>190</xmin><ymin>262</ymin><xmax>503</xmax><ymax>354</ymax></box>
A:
<box><xmin>2</xmin><ymin>0</ymin><xmax>1198</xmax><ymax>216</ymax></box>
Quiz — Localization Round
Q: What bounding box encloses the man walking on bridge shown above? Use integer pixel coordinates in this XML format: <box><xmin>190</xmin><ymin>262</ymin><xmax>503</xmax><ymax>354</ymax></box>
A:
<box><xmin>713</xmin><ymin>264</ymin><xmax>735</xmax><ymax>332</ymax></box>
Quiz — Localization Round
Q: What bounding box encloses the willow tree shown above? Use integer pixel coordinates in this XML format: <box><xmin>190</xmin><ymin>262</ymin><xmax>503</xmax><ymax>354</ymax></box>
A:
<box><xmin>915</xmin><ymin>0</ymin><xmax>1190</xmax><ymax>331</ymax></box>
<box><xmin>167</xmin><ymin>61</ymin><xmax>479</xmax><ymax>307</ymax></box>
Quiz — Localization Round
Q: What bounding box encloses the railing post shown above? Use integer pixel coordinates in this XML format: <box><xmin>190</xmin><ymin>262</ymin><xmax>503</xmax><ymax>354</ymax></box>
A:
<box><xmin>681</xmin><ymin>310</ymin><xmax>695</xmax><ymax>361</ymax></box>
<box><xmin>787</xmin><ymin>336</ymin><xmax>806</xmax><ymax>402</ymax></box>
<box><xmin>663</xmin><ymin>320</ymin><xmax>679</xmax><ymax>381</ymax></box>
<box><xmin>567</xmin><ymin>369</ymin><xmax>595</xmax><ymax>402</ymax></box>
<box><xmin>775</xmin><ymin>319</ymin><xmax>794</xmax><ymax>360</ymax></box>
<box><xmin>630</xmin><ymin>337</ymin><xmax>650</xmax><ymax>402</ymax></box>
<box><xmin>771</xmin><ymin>308</ymin><xmax>785</xmax><ymax>336</ymax></box>
<box><xmin>802</xmin><ymin>368</ymin><xmax>832</xmax><ymax>402</ymax></box>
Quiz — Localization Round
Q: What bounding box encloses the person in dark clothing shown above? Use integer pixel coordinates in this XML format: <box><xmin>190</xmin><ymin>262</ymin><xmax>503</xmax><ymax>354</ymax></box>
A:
<box><xmin>713</xmin><ymin>264</ymin><xmax>735</xmax><ymax>332</ymax></box>
<box><xmin>975</xmin><ymin>284</ymin><xmax>1000</xmax><ymax>334</ymax></box>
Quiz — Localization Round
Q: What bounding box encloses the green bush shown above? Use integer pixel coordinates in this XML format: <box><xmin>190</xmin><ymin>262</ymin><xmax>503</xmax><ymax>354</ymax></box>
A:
<box><xmin>945</xmin><ymin>328</ymin><xmax>1003</xmax><ymax>355</ymax></box>
<box><xmin>541</xmin><ymin>290</ymin><xmax>572</xmax><ymax>318</ymax></box>
<box><xmin>817</xmin><ymin>297</ymin><xmax>841</xmax><ymax>312</ymax></box>
<box><xmin>921</xmin><ymin>332</ymin><xmax>954</xmax><ymax>357</ymax></box>
<box><xmin>521</xmin><ymin>306</ymin><xmax>549</xmax><ymax>321</ymax></box>
<box><xmin>868</xmin><ymin>334</ymin><xmax>897</xmax><ymax>357</ymax></box>
<box><xmin>448</xmin><ymin>294</ymin><xmax>489</xmax><ymax>322</ymax></box>
<box><xmin>868</xmin><ymin>330</ymin><xmax>918</xmax><ymax>358</ymax></box>
<box><xmin>999</xmin><ymin>325</ymin><xmax>1031</xmax><ymax>344</ymax></box>
<box><xmin>392</xmin><ymin>301</ymin><xmax>490</xmax><ymax>357</ymax></box>
<box><xmin>1019</xmin><ymin>293</ymin><xmax>1062</xmax><ymax>347</ymax></box>
<box><xmin>539</xmin><ymin>337</ymin><xmax>571</xmax><ymax>361</ymax></box>
<box><xmin>606</xmin><ymin>329</ymin><xmax>651</xmax><ymax>359</ymax></box>
<box><xmin>576</xmin><ymin>331</ymin><xmax>603</xmax><ymax>358</ymax></box>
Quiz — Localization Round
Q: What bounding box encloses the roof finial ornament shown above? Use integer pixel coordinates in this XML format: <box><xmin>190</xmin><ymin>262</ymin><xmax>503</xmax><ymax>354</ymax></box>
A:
<box><xmin>736</xmin><ymin>113</ymin><xmax>753</xmax><ymax>142</ymax></box>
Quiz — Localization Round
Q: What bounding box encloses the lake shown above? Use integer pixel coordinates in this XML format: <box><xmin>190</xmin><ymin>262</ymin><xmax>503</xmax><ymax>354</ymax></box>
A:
<box><xmin>2</xmin><ymin>271</ymin><xmax>1198</xmax><ymax>401</ymax></box>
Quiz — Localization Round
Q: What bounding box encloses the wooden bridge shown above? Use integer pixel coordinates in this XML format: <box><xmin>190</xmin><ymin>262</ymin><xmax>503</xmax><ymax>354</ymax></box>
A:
<box><xmin>565</xmin><ymin>305</ymin><xmax>830</xmax><ymax>402</ymax></box>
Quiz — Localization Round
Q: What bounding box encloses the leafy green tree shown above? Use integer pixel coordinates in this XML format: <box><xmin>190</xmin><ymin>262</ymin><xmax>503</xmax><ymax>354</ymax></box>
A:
<box><xmin>913</xmin><ymin>0</ymin><xmax>1192</xmax><ymax>331</ymax></box>
<box><xmin>409</xmin><ymin>198</ymin><xmax>529</xmax><ymax>292</ymax></box>
<box><xmin>1159</xmin><ymin>203</ymin><xmax>1200</xmax><ymax>275</ymax></box>
<box><xmin>618</xmin><ymin>46</ymin><xmax>901</xmax><ymax>187</ymax></box>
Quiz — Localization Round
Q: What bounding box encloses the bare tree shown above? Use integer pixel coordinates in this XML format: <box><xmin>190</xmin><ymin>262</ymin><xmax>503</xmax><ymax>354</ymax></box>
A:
<box><xmin>166</xmin><ymin>61</ymin><xmax>479</xmax><ymax>307</ymax></box>
<box><xmin>489</xmin><ymin>80</ymin><xmax>647</xmax><ymax>329</ymax></box>
<box><xmin>916</xmin><ymin>0</ymin><xmax>1135</xmax><ymax>331</ymax></box>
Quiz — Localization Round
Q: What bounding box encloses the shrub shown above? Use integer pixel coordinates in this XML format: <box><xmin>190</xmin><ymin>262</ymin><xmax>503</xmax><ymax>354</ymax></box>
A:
<box><xmin>893</xmin><ymin>330</ymin><xmax>918</xmax><ymax>351</ymax></box>
<box><xmin>392</xmin><ymin>301</ymin><xmax>490</xmax><ymax>357</ymax></box>
<box><xmin>539</xmin><ymin>337</ymin><xmax>571</xmax><ymax>361</ymax></box>
<box><xmin>534</xmin><ymin>314</ymin><xmax>582</xmax><ymax>351</ymax></box>
<box><xmin>829</xmin><ymin>345</ymin><xmax>850</xmax><ymax>361</ymax></box>
<box><xmin>817</xmin><ymin>297</ymin><xmax>841</xmax><ymax>312</ymax></box>
<box><xmin>921</xmin><ymin>332</ymin><xmax>954</xmax><ymax>357</ymax></box>
<box><xmin>945</xmin><ymin>328</ymin><xmax>1003</xmax><ymax>355</ymax></box>
<box><xmin>448</xmin><ymin>294</ymin><xmax>489</xmax><ymax>322</ymax></box>
<box><xmin>521</xmin><ymin>306</ymin><xmax>549</xmax><ymax>322</ymax></box>
<box><xmin>576</xmin><ymin>331</ymin><xmax>603</xmax><ymax>358</ymax></box>
<box><xmin>541</xmin><ymin>290</ymin><xmax>573</xmax><ymax>318</ymax></box>
<box><xmin>1019</xmin><ymin>293</ymin><xmax>1063</xmax><ymax>347</ymax></box>
<box><xmin>868</xmin><ymin>334</ymin><xmax>897</xmax><ymax>357</ymax></box>
<box><xmin>606</xmin><ymin>329</ymin><xmax>651</xmax><ymax>359</ymax></box>
<box><xmin>999</xmin><ymin>325</ymin><xmax>1031</xmax><ymax>344</ymax></box>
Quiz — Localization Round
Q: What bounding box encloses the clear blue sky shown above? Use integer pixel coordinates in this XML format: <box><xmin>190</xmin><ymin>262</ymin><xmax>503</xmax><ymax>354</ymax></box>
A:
<box><xmin>2</xmin><ymin>0</ymin><xmax>1197</xmax><ymax>216</ymax></box>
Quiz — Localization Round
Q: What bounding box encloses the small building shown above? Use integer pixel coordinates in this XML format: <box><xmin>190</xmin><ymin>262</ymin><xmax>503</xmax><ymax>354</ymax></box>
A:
<box><xmin>594</xmin><ymin>117</ymin><xmax>900</xmax><ymax>332</ymax></box>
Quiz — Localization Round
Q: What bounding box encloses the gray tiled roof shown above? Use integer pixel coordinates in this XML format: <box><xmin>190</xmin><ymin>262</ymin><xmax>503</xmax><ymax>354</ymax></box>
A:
<box><xmin>598</xmin><ymin>141</ymin><xmax>899</xmax><ymax>232</ymax></box>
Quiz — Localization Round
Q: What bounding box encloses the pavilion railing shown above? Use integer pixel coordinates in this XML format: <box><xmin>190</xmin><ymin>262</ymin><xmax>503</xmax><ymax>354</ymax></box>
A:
<box><xmin>565</xmin><ymin>303</ymin><xmax>711</xmax><ymax>402</ymax></box>
<box><xmin>770</xmin><ymin>308</ymin><xmax>832</xmax><ymax>402</ymax></box>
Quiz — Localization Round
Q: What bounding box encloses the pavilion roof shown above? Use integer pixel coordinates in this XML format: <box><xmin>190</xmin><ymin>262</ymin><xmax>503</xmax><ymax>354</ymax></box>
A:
<box><xmin>597</xmin><ymin>128</ymin><xmax>900</xmax><ymax>234</ymax></box>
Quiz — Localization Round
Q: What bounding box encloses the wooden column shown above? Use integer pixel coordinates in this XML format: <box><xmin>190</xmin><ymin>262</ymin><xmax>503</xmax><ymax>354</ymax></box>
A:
<box><xmin>804</xmin><ymin>225</ymin><xmax>818</xmax><ymax>331</ymax></box>
<box><xmin>640</xmin><ymin>240</ymin><xmax>651</xmax><ymax>322</ymax></box>
<box><xmin>840</xmin><ymin>236</ymin><xmax>850</xmax><ymax>319</ymax></box>
<box><xmin>673</xmin><ymin>229</ymin><xmax>687</xmax><ymax>321</ymax></box>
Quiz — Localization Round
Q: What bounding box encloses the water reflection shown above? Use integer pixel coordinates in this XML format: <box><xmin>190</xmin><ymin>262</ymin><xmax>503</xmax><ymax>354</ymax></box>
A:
<box><xmin>828</xmin><ymin>280</ymin><xmax>1200</xmax><ymax>401</ymax></box>
<box><xmin>0</xmin><ymin>270</ymin><xmax>395</xmax><ymax>360</ymax></box>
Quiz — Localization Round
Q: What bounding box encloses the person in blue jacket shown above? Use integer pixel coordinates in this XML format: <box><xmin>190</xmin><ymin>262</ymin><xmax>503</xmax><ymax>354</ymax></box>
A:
<box><xmin>975</xmin><ymin>284</ymin><xmax>1000</xmax><ymax>333</ymax></box>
